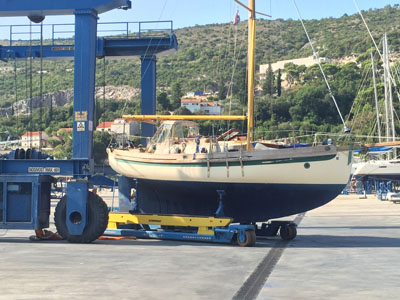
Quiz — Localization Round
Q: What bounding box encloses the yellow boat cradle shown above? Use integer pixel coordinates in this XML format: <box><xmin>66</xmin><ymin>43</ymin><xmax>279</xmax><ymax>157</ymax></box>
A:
<box><xmin>106</xmin><ymin>213</ymin><xmax>256</xmax><ymax>246</ymax></box>
<box><xmin>105</xmin><ymin>212</ymin><xmax>298</xmax><ymax>247</ymax></box>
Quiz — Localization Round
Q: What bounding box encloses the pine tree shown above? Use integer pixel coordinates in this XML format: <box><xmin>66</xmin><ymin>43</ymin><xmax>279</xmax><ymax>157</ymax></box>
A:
<box><xmin>276</xmin><ymin>69</ymin><xmax>282</xmax><ymax>97</ymax></box>
<box><xmin>171</xmin><ymin>82</ymin><xmax>183</xmax><ymax>110</ymax></box>
<box><xmin>263</xmin><ymin>62</ymin><xmax>274</xmax><ymax>96</ymax></box>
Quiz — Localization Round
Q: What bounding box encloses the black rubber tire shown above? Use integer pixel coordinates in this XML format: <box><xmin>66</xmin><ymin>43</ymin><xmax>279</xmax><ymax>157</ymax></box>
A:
<box><xmin>54</xmin><ymin>192</ymin><xmax>109</xmax><ymax>243</ymax></box>
<box><xmin>237</xmin><ymin>230</ymin><xmax>256</xmax><ymax>247</ymax></box>
<box><xmin>279</xmin><ymin>224</ymin><xmax>297</xmax><ymax>241</ymax></box>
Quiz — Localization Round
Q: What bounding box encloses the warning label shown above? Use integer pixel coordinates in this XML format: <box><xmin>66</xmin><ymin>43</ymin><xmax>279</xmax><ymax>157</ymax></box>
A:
<box><xmin>75</xmin><ymin>111</ymin><xmax>88</xmax><ymax>121</ymax></box>
<box><xmin>77</xmin><ymin>122</ymin><xmax>85</xmax><ymax>132</ymax></box>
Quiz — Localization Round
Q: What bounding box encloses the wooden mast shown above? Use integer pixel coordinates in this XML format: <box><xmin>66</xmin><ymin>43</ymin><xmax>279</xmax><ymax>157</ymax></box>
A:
<box><xmin>246</xmin><ymin>0</ymin><xmax>256</xmax><ymax>150</ymax></box>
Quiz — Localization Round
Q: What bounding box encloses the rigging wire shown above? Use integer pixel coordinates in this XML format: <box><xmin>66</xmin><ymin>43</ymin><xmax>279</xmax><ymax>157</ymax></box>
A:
<box><xmin>103</xmin><ymin>57</ymin><xmax>106</xmax><ymax>131</ymax></box>
<box><xmin>353</xmin><ymin>0</ymin><xmax>400</xmax><ymax>103</ymax></box>
<box><xmin>119</xmin><ymin>3</ymin><xmax>169</xmax><ymax>129</ymax></box>
<box><xmin>29</xmin><ymin>22</ymin><xmax>33</xmax><ymax>149</ymax></box>
<box><xmin>347</xmin><ymin>49</ymin><xmax>376</xmax><ymax>133</ymax></box>
<box><xmin>39</xmin><ymin>22</ymin><xmax>43</xmax><ymax>152</ymax></box>
<box><xmin>13</xmin><ymin>59</ymin><xmax>19</xmax><ymax>133</ymax></box>
<box><xmin>348</xmin><ymin>66</ymin><xmax>371</xmax><ymax>132</ymax></box>
<box><xmin>291</xmin><ymin>0</ymin><xmax>347</xmax><ymax>132</ymax></box>
<box><xmin>227</xmin><ymin>22</ymin><xmax>247</xmax><ymax>131</ymax></box>
<box><xmin>215</xmin><ymin>22</ymin><xmax>232</xmax><ymax>83</ymax></box>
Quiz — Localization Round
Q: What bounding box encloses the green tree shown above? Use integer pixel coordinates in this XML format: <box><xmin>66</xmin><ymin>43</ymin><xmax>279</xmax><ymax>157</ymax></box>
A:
<box><xmin>263</xmin><ymin>62</ymin><xmax>274</xmax><ymax>96</ymax></box>
<box><xmin>276</xmin><ymin>69</ymin><xmax>282</xmax><ymax>97</ymax></box>
<box><xmin>93</xmin><ymin>131</ymin><xmax>112</xmax><ymax>164</ymax></box>
<box><xmin>283</xmin><ymin>62</ymin><xmax>300</xmax><ymax>85</ymax></box>
<box><xmin>47</xmin><ymin>137</ymin><xmax>62</xmax><ymax>148</ymax></box>
<box><xmin>173</xmin><ymin>106</ymin><xmax>193</xmax><ymax>115</ymax></box>
<box><xmin>218</xmin><ymin>80</ymin><xmax>227</xmax><ymax>100</ymax></box>
<box><xmin>157</xmin><ymin>92</ymin><xmax>170</xmax><ymax>110</ymax></box>
<box><xmin>171</xmin><ymin>83</ymin><xmax>183</xmax><ymax>109</ymax></box>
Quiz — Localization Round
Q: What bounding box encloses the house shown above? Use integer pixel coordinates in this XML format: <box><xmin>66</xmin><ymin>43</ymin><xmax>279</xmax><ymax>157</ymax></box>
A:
<box><xmin>96</xmin><ymin>119</ymin><xmax>140</xmax><ymax>136</ymax></box>
<box><xmin>96</xmin><ymin>121</ymin><xmax>113</xmax><ymax>132</ymax></box>
<box><xmin>21</xmin><ymin>131</ymin><xmax>49</xmax><ymax>148</ymax></box>
<box><xmin>181</xmin><ymin>98</ymin><xmax>221</xmax><ymax>115</ymax></box>
<box><xmin>180</xmin><ymin>92</ymin><xmax>221</xmax><ymax>115</ymax></box>
<box><xmin>57</xmin><ymin>127</ymin><xmax>73</xmax><ymax>135</ymax></box>
<box><xmin>111</xmin><ymin>118</ymin><xmax>140</xmax><ymax>136</ymax></box>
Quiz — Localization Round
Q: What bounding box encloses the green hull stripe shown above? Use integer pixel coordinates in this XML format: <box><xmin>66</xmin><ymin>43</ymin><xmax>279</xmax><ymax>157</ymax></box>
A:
<box><xmin>114</xmin><ymin>154</ymin><xmax>337</xmax><ymax>167</ymax></box>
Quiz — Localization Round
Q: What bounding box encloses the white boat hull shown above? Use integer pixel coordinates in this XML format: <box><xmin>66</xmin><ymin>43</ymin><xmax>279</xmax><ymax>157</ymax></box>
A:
<box><xmin>107</xmin><ymin>146</ymin><xmax>352</xmax><ymax>222</ymax></box>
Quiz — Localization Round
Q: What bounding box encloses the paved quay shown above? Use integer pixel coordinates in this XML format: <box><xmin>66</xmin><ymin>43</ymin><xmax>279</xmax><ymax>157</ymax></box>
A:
<box><xmin>0</xmin><ymin>194</ymin><xmax>399</xmax><ymax>300</ymax></box>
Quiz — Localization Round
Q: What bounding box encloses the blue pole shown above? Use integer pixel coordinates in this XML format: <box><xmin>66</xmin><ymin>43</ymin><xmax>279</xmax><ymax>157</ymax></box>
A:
<box><xmin>72</xmin><ymin>9</ymin><xmax>98</xmax><ymax>162</ymax></box>
<box><xmin>140</xmin><ymin>55</ymin><xmax>157</xmax><ymax>143</ymax></box>
<box><xmin>66</xmin><ymin>8</ymin><xmax>98</xmax><ymax>235</ymax></box>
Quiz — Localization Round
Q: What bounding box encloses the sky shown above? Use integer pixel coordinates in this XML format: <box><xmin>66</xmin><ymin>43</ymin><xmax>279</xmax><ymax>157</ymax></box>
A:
<box><xmin>0</xmin><ymin>0</ymin><xmax>398</xmax><ymax>39</ymax></box>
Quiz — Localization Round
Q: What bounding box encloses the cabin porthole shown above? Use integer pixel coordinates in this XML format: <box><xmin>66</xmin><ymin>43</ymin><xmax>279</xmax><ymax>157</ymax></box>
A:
<box><xmin>304</xmin><ymin>163</ymin><xmax>310</xmax><ymax>169</ymax></box>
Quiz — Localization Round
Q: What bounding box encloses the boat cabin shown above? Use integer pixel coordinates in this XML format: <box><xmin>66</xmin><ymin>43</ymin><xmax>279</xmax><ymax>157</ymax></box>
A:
<box><xmin>147</xmin><ymin>120</ymin><xmax>207</xmax><ymax>154</ymax></box>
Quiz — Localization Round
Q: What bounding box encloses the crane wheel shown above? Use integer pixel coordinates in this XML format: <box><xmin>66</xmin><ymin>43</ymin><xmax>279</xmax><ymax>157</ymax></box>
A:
<box><xmin>54</xmin><ymin>192</ymin><xmax>109</xmax><ymax>243</ymax></box>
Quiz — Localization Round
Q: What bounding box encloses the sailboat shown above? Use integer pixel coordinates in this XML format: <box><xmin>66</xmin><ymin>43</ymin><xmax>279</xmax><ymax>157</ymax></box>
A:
<box><xmin>353</xmin><ymin>34</ymin><xmax>400</xmax><ymax>182</ymax></box>
<box><xmin>107</xmin><ymin>0</ymin><xmax>353</xmax><ymax>223</ymax></box>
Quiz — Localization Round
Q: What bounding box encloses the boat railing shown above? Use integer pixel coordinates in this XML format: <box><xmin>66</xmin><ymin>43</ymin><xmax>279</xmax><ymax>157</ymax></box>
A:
<box><xmin>255</xmin><ymin>130</ymin><xmax>353</xmax><ymax>148</ymax></box>
<box><xmin>114</xmin><ymin>131</ymin><xmax>353</xmax><ymax>154</ymax></box>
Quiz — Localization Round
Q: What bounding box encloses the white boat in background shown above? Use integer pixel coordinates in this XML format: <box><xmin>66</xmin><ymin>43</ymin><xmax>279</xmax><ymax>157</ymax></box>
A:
<box><xmin>107</xmin><ymin>0</ymin><xmax>353</xmax><ymax>223</ymax></box>
<box><xmin>353</xmin><ymin>159</ymin><xmax>400</xmax><ymax>181</ymax></box>
<box><xmin>352</xmin><ymin>35</ymin><xmax>400</xmax><ymax>183</ymax></box>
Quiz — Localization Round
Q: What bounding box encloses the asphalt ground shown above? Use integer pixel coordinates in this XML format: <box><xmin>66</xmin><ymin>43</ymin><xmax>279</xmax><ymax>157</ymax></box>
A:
<box><xmin>0</xmin><ymin>193</ymin><xmax>399</xmax><ymax>300</ymax></box>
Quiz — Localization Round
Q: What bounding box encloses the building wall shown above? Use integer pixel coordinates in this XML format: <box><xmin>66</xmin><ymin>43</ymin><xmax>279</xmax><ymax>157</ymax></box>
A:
<box><xmin>21</xmin><ymin>138</ymin><xmax>47</xmax><ymax>148</ymax></box>
<box><xmin>181</xmin><ymin>102</ymin><xmax>221</xmax><ymax>115</ymax></box>
<box><xmin>259</xmin><ymin>56</ymin><xmax>332</xmax><ymax>76</ymax></box>
<box><xmin>96</xmin><ymin>127</ymin><xmax>111</xmax><ymax>132</ymax></box>
<box><xmin>111</xmin><ymin>122</ymin><xmax>140</xmax><ymax>136</ymax></box>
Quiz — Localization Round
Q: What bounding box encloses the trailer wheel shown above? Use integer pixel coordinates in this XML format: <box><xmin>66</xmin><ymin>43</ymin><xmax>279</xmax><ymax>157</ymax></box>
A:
<box><xmin>279</xmin><ymin>223</ymin><xmax>297</xmax><ymax>241</ymax></box>
<box><xmin>237</xmin><ymin>230</ymin><xmax>256</xmax><ymax>247</ymax></box>
<box><xmin>54</xmin><ymin>192</ymin><xmax>109</xmax><ymax>243</ymax></box>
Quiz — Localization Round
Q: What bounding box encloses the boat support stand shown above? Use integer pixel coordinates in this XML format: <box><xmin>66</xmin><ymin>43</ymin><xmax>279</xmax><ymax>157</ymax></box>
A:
<box><xmin>104</xmin><ymin>213</ymin><xmax>257</xmax><ymax>247</ymax></box>
<box><xmin>255</xmin><ymin>221</ymin><xmax>298</xmax><ymax>241</ymax></box>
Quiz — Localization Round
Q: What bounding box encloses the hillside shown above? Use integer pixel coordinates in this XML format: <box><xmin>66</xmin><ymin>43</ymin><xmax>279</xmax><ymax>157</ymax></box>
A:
<box><xmin>0</xmin><ymin>5</ymin><xmax>398</xmax><ymax>149</ymax></box>
<box><xmin>0</xmin><ymin>6</ymin><xmax>398</xmax><ymax>102</ymax></box>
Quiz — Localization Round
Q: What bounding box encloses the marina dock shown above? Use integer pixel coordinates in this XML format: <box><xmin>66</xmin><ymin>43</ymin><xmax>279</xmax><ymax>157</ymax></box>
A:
<box><xmin>0</xmin><ymin>193</ymin><xmax>399</xmax><ymax>300</ymax></box>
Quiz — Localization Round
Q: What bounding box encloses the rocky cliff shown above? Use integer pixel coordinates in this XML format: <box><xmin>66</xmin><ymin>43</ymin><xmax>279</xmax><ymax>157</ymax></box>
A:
<box><xmin>0</xmin><ymin>85</ymin><xmax>139</xmax><ymax>117</ymax></box>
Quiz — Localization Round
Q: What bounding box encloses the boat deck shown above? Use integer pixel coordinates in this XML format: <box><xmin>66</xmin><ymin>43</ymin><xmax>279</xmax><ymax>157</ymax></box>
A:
<box><xmin>0</xmin><ymin>193</ymin><xmax>399</xmax><ymax>299</ymax></box>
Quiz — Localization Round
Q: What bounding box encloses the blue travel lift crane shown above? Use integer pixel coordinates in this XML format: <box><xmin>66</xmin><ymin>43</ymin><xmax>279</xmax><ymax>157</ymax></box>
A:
<box><xmin>0</xmin><ymin>0</ymin><xmax>176</xmax><ymax>242</ymax></box>
<box><xmin>0</xmin><ymin>0</ymin><xmax>294</xmax><ymax>246</ymax></box>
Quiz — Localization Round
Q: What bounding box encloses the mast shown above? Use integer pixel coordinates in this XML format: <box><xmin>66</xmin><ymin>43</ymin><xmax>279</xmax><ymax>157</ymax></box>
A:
<box><xmin>246</xmin><ymin>0</ymin><xmax>256</xmax><ymax>150</ymax></box>
<box><xmin>371</xmin><ymin>51</ymin><xmax>382</xmax><ymax>143</ymax></box>
<box><xmin>386</xmin><ymin>35</ymin><xmax>396</xmax><ymax>158</ymax></box>
<box><xmin>388</xmin><ymin>54</ymin><xmax>396</xmax><ymax>143</ymax></box>
<box><xmin>383</xmin><ymin>33</ymin><xmax>390</xmax><ymax>143</ymax></box>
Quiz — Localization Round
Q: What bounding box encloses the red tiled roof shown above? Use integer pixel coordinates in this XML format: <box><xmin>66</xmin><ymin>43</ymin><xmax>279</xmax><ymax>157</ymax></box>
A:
<box><xmin>22</xmin><ymin>131</ymin><xmax>45</xmax><ymax>137</ymax></box>
<box><xmin>96</xmin><ymin>121</ymin><xmax>113</xmax><ymax>129</ymax></box>
<box><xmin>58</xmin><ymin>128</ymin><xmax>73</xmax><ymax>132</ymax></box>
<box><xmin>181</xmin><ymin>98</ymin><xmax>201</xmax><ymax>103</ymax></box>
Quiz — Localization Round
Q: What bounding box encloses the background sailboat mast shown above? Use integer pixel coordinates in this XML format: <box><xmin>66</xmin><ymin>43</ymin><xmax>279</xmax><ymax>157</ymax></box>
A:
<box><xmin>383</xmin><ymin>33</ymin><xmax>390</xmax><ymax>143</ymax></box>
<box><xmin>246</xmin><ymin>0</ymin><xmax>256</xmax><ymax>150</ymax></box>
<box><xmin>371</xmin><ymin>52</ymin><xmax>382</xmax><ymax>143</ymax></box>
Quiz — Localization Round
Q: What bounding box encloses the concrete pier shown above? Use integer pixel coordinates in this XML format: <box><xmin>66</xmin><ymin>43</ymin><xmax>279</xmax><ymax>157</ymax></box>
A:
<box><xmin>0</xmin><ymin>194</ymin><xmax>399</xmax><ymax>300</ymax></box>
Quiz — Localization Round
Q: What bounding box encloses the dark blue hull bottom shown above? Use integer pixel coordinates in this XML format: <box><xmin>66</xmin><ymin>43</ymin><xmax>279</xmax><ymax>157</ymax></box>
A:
<box><xmin>136</xmin><ymin>179</ymin><xmax>346</xmax><ymax>223</ymax></box>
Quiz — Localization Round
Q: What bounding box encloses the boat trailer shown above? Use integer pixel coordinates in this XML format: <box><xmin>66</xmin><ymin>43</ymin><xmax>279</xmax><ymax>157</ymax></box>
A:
<box><xmin>104</xmin><ymin>212</ymin><xmax>297</xmax><ymax>247</ymax></box>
